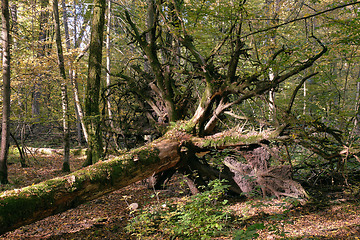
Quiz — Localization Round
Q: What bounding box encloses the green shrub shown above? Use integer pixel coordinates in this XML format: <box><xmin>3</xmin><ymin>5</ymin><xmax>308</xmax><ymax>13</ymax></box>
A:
<box><xmin>233</xmin><ymin>223</ymin><xmax>265</xmax><ymax>240</ymax></box>
<box><xmin>126</xmin><ymin>179</ymin><xmax>233</xmax><ymax>239</ymax></box>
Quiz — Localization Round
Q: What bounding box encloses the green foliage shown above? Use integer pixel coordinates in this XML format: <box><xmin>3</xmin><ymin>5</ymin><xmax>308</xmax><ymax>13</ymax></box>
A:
<box><xmin>233</xmin><ymin>223</ymin><xmax>265</xmax><ymax>240</ymax></box>
<box><xmin>126</xmin><ymin>179</ymin><xmax>233</xmax><ymax>239</ymax></box>
<box><xmin>7</xmin><ymin>146</ymin><xmax>20</xmax><ymax>165</ymax></box>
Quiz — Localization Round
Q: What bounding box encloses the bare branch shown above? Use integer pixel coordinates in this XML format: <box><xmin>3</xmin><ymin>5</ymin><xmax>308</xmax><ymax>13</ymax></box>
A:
<box><xmin>241</xmin><ymin>1</ymin><xmax>360</xmax><ymax>39</ymax></box>
<box><xmin>286</xmin><ymin>72</ymin><xmax>318</xmax><ymax>114</ymax></box>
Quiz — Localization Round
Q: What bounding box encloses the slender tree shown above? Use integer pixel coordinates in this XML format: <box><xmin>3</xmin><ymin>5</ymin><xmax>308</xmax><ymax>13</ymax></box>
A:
<box><xmin>83</xmin><ymin>0</ymin><xmax>107</xmax><ymax>166</ymax></box>
<box><xmin>53</xmin><ymin>0</ymin><xmax>70</xmax><ymax>172</ymax></box>
<box><xmin>8</xmin><ymin>3</ymin><xmax>27</xmax><ymax>168</ymax></box>
<box><xmin>104</xmin><ymin>0</ymin><xmax>120</xmax><ymax>149</ymax></box>
<box><xmin>0</xmin><ymin>0</ymin><xmax>11</xmax><ymax>184</ymax></box>
<box><xmin>10</xmin><ymin>4</ymin><xmax>17</xmax><ymax>49</ymax></box>
<box><xmin>106</xmin><ymin>0</ymin><xmax>113</xmax><ymax>124</ymax></box>
<box><xmin>62</xmin><ymin>0</ymin><xmax>89</xmax><ymax>145</ymax></box>
<box><xmin>32</xmin><ymin>0</ymin><xmax>49</xmax><ymax>118</ymax></box>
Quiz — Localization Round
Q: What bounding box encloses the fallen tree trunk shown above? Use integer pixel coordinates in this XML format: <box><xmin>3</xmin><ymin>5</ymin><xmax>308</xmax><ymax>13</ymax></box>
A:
<box><xmin>0</xmin><ymin>138</ymin><xmax>181</xmax><ymax>235</ymax></box>
<box><xmin>0</xmin><ymin>125</ymin><xmax>308</xmax><ymax>235</ymax></box>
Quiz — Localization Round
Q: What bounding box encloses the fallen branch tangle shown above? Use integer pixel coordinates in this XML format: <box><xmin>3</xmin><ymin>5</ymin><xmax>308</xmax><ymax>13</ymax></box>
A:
<box><xmin>0</xmin><ymin>35</ymin><xmax>335</xmax><ymax>233</ymax></box>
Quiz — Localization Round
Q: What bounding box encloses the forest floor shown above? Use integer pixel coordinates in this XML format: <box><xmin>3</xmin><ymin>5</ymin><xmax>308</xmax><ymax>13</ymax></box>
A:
<box><xmin>0</xmin><ymin>148</ymin><xmax>360</xmax><ymax>239</ymax></box>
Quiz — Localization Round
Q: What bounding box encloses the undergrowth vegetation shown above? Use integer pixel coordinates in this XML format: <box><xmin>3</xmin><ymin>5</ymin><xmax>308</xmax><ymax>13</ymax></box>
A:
<box><xmin>125</xmin><ymin>178</ymin><xmax>300</xmax><ymax>239</ymax></box>
<box><xmin>126</xmin><ymin>179</ymin><xmax>235</xmax><ymax>239</ymax></box>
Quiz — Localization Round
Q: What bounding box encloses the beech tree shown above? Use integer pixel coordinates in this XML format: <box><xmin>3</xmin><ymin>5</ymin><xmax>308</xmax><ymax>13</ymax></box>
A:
<box><xmin>83</xmin><ymin>0</ymin><xmax>107</xmax><ymax>166</ymax></box>
<box><xmin>0</xmin><ymin>0</ymin><xmax>11</xmax><ymax>184</ymax></box>
<box><xmin>62</xmin><ymin>0</ymin><xmax>90</xmax><ymax>145</ymax></box>
<box><xmin>53</xmin><ymin>0</ymin><xmax>71</xmax><ymax>172</ymax></box>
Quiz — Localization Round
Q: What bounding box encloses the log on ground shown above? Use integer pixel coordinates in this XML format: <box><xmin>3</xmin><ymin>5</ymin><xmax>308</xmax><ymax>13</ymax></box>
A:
<box><xmin>0</xmin><ymin>139</ymin><xmax>181</xmax><ymax>235</ymax></box>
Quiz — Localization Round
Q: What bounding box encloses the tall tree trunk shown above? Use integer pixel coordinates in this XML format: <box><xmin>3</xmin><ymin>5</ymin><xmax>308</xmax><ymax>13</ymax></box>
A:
<box><xmin>61</xmin><ymin>0</ymin><xmax>70</xmax><ymax>50</ymax></box>
<box><xmin>265</xmin><ymin>0</ymin><xmax>280</xmax><ymax>122</ymax></box>
<box><xmin>106</xmin><ymin>0</ymin><xmax>113</xmax><ymax>125</ymax></box>
<box><xmin>53</xmin><ymin>0</ymin><xmax>70</xmax><ymax>172</ymax></box>
<box><xmin>83</xmin><ymin>0</ymin><xmax>106</xmax><ymax>166</ymax></box>
<box><xmin>70</xmin><ymin>45</ymin><xmax>92</xmax><ymax>146</ymax></box>
<box><xmin>9</xmin><ymin>4</ymin><xmax>17</xmax><ymax>49</ymax></box>
<box><xmin>303</xmin><ymin>79</ymin><xmax>307</xmax><ymax>115</ymax></box>
<box><xmin>354</xmin><ymin>82</ymin><xmax>360</xmax><ymax>134</ymax></box>
<box><xmin>0</xmin><ymin>0</ymin><xmax>11</xmax><ymax>184</ymax></box>
<box><xmin>62</xmin><ymin>0</ymin><xmax>88</xmax><ymax>145</ymax></box>
<box><xmin>9</xmin><ymin>3</ymin><xmax>27</xmax><ymax>168</ymax></box>
<box><xmin>71</xmin><ymin>69</ymin><xmax>88</xmax><ymax>143</ymax></box>
<box><xmin>105</xmin><ymin>0</ymin><xmax>119</xmax><ymax>149</ymax></box>
<box><xmin>269</xmin><ymin>68</ymin><xmax>276</xmax><ymax>120</ymax></box>
<box><xmin>32</xmin><ymin>0</ymin><xmax>49</xmax><ymax>119</ymax></box>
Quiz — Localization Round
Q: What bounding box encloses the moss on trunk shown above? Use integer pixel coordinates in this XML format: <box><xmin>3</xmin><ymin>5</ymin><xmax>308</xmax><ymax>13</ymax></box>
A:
<box><xmin>0</xmin><ymin>138</ymin><xmax>181</xmax><ymax>235</ymax></box>
<box><xmin>84</xmin><ymin>0</ymin><xmax>107</xmax><ymax>166</ymax></box>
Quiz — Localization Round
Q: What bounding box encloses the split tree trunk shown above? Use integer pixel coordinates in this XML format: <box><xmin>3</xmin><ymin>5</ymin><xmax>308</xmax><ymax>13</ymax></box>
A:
<box><xmin>0</xmin><ymin>124</ymin><xmax>308</xmax><ymax>235</ymax></box>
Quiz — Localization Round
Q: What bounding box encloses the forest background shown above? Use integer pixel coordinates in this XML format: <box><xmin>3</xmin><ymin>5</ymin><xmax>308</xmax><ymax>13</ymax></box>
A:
<box><xmin>0</xmin><ymin>0</ymin><xmax>360</xmax><ymax>239</ymax></box>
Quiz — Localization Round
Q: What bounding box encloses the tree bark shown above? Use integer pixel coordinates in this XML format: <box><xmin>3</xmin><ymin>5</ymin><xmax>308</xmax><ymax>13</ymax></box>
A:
<box><xmin>354</xmin><ymin>82</ymin><xmax>360</xmax><ymax>134</ymax></box>
<box><xmin>84</xmin><ymin>0</ymin><xmax>107</xmax><ymax>166</ymax></box>
<box><xmin>71</xmin><ymin>69</ymin><xmax>88</xmax><ymax>143</ymax></box>
<box><xmin>53</xmin><ymin>0</ymin><xmax>71</xmax><ymax>172</ymax></box>
<box><xmin>0</xmin><ymin>138</ymin><xmax>182</xmax><ymax>235</ymax></box>
<box><xmin>0</xmin><ymin>0</ymin><xmax>11</xmax><ymax>184</ymax></box>
<box><xmin>106</xmin><ymin>0</ymin><xmax>113</xmax><ymax>124</ymax></box>
<box><xmin>70</xmin><ymin>45</ymin><xmax>91</xmax><ymax>145</ymax></box>
<box><xmin>9</xmin><ymin>4</ymin><xmax>17</xmax><ymax>49</ymax></box>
